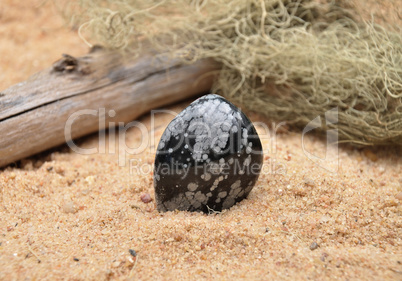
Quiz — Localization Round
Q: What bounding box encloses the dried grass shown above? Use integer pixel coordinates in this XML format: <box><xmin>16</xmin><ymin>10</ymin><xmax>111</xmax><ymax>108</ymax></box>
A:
<box><xmin>60</xmin><ymin>0</ymin><xmax>402</xmax><ymax>145</ymax></box>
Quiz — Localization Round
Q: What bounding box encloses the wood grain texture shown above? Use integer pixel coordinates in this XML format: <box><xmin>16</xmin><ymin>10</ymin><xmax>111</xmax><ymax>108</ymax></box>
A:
<box><xmin>0</xmin><ymin>47</ymin><xmax>219</xmax><ymax>167</ymax></box>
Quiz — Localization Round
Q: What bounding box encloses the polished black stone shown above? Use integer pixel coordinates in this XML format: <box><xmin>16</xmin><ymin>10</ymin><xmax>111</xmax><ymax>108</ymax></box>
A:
<box><xmin>154</xmin><ymin>94</ymin><xmax>263</xmax><ymax>213</ymax></box>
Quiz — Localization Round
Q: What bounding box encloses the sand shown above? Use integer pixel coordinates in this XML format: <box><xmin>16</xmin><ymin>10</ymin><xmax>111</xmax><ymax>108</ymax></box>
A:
<box><xmin>0</xmin><ymin>1</ymin><xmax>401</xmax><ymax>280</ymax></box>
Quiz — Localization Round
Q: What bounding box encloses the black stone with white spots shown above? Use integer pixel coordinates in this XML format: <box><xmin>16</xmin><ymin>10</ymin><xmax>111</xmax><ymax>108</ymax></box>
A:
<box><xmin>154</xmin><ymin>94</ymin><xmax>263</xmax><ymax>213</ymax></box>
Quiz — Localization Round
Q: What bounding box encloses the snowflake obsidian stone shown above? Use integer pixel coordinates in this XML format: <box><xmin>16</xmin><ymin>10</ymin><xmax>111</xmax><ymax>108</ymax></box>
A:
<box><xmin>154</xmin><ymin>94</ymin><xmax>263</xmax><ymax>213</ymax></box>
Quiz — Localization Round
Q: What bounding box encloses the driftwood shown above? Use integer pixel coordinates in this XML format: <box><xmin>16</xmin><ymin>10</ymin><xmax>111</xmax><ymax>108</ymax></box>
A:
<box><xmin>0</xmin><ymin>47</ymin><xmax>219</xmax><ymax>167</ymax></box>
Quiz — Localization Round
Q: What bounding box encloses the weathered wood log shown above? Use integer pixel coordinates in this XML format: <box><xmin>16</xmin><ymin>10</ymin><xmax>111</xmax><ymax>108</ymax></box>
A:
<box><xmin>0</xmin><ymin>47</ymin><xmax>219</xmax><ymax>167</ymax></box>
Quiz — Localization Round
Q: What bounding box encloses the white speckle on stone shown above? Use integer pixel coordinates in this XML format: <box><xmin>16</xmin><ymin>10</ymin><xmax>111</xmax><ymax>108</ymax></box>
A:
<box><xmin>192</xmin><ymin>201</ymin><xmax>201</xmax><ymax>209</ymax></box>
<box><xmin>175</xmin><ymin>96</ymin><xmax>235</xmax><ymax>162</ymax></box>
<box><xmin>203</xmin><ymin>173</ymin><xmax>211</xmax><ymax>181</ymax></box>
<box><xmin>231</xmin><ymin>180</ymin><xmax>241</xmax><ymax>189</ymax></box>
<box><xmin>219</xmin><ymin>158</ymin><xmax>225</xmax><ymax>164</ymax></box>
<box><xmin>228</xmin><ymin>158</ymin><xmax>234</xmax><ymax>165</ymax></box>
<box><xmin>244</xmin><ymin>155</ymin><xmax>251</xmax><ymax>166</ymax></box>
<box><xmin>161</xmin><ymin>193</ymin><xmax>187</xmax><ymax>211</ymax></box>
<box><xmin>194</xmin><ymin>191</ymin><xmax>208</xmax><ymax>204</ymax></box>
<box><xmin>202</xmin><ymin>154</ymin><xmax>208</xmax><ymax>160</ymax></box>
<box><xmin>218</xmin><ymin>101</ymin><xmax>231</xmax><ymax>114</ymax></box>
<box><xmin>209</xmin><ymin>163</ymin><xmax>220</xmax><ymax>174</ymax></box>
<box><xmin>222</xmin><ymin>197</ymin><xmax>235</xmax><ymax>209</ymax></box>
<box><xmin>242</xmin><ymin>128</ymin><xmax>248</xmax><ymax>146</ymax></box>
<box><xmin>218</xmin><ymin>191</ymin><xmax>227</xmax><ymax>198</ymax></box>
<box><xmin>230</xmin><ymin>187</ymin><xmax>242</xmax><ymax>197</ymax></box>
<box><xmin>213</xmin><ymin>146</ymin><xmax>221</xmax><ymax>153</ymax></box>
<box><xmin>245</xmin><ymin>183</ymin><xmax>254</xmax><ymax>194</ymax></box>
<box><xmin>210</xmin><ymin>179</ymin><xmax>219</xmax><ymax>191</ymax></box>
<box><xmin>168</xmin><ymin>148</ymin><xmax>173</xmax><ymax>153</ymax></box>
<box><xmin>185</xmin><ymin>192</ymin><xmax>194</xmax><ymax>199</ymax></box>
<box><xmin>246</xmin><ymin>146</ymin><xmax>252</xmax><ymax>154</ymax></box>
<box><xmin>187</xmin><ymin>183</ymin><xmax>198</xmax><ymax>192</ymax></box>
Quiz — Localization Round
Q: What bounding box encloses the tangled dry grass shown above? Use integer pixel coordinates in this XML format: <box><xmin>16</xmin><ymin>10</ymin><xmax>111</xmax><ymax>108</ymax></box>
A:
<box><xmin>61</xmin><ymin>0</ymin><xmax>402</xmax><ymax>145</ymax></box>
